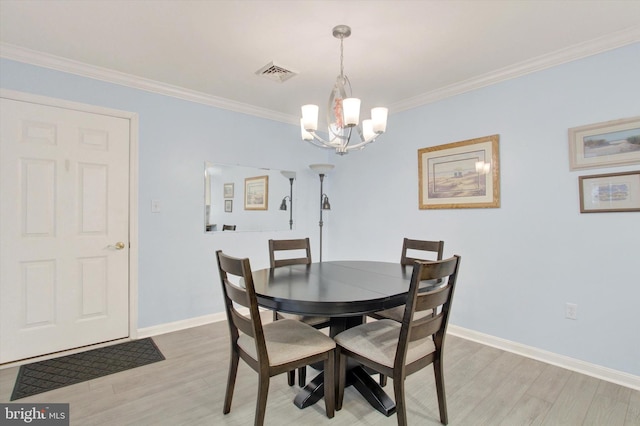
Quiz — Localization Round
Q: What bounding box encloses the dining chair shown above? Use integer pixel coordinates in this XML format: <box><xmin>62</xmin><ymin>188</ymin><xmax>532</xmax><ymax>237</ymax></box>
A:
<box><xmin>334</xmin><ymin>255</ymin><xmax>461</xmax><ymax>426</ymax></box>
<box><xmin>222</xmin><ymin>224</ymin><xmax>236</xmax><ymax>231</ymax></box>
<box><xmin>369</xmin><ymin>238</ymin><xmax>444</xmax><ymax>322</ymax></box>
<box><xmin>268</xmin><ymin>238</ymin><xmax>331</xmax><ymax>387</ymax></box>
<box><xmin>216</xmin><ymin>250</ymin><xmax>335</xmax><ymax>425</ymax></box>
<box><xmin>369</xmin><ymin>239</ymin><xmax>444</xmax><ymax>387</ymax></box>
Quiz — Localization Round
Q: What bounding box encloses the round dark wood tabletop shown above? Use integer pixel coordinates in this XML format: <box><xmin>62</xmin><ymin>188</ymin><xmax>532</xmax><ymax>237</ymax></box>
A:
<box><xmin>251</xmin><ymin>260</ymin><xmax>431</xmax><ymax>317</ymax></box>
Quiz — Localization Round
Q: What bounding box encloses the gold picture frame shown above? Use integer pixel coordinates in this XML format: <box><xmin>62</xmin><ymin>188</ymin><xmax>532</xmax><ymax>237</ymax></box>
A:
<box><xmin>568</xmin><ymin>116</ymin><xmax>640</xmax><ymax>171</ymax></box>
<box><xmin>418</xmin><ymin>135</ymin><xmax>500</xmax><ymax>209</ymax></box>
<box><xmin>578</xmin><ymin>170</ymin><xmax>640</xmax><ymax>213</ymax></box>
<box><xmin>244</xmin><ymin>175</ymin><xmax>268</xmax><ymax>210</ymax></box>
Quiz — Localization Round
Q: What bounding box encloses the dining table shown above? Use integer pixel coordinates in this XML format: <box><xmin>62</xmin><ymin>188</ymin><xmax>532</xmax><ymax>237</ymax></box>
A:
<box><xmin>250</xmin><ymin>260</ymin><xmax>442</xmax><ymax>416</ymax></box>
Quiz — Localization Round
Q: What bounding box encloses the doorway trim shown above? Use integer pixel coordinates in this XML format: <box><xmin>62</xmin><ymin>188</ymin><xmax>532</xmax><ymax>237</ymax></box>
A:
<box><xmin>0</xmin><ymin>88</ymin><xmax>139</xmax><ymax>364</ymax></box>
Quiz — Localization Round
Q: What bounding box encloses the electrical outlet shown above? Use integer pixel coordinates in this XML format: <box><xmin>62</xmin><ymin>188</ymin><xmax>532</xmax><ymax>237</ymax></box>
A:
<box><xmin>565</xmin><ymin>302</ymin><xmax>577</xmax><ymax>320</ymax></box>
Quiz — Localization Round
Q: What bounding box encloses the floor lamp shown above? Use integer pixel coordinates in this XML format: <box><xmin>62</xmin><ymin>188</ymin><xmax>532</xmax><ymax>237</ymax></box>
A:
<box><xmin>309</xmin><ymin>164</ymin><xmax>334</xmax><ymax>262</ymax></box>
<box><xmin>279</xmin><ymin>171</ymin><xmax>296</xmax><ymax>230</ymax></box>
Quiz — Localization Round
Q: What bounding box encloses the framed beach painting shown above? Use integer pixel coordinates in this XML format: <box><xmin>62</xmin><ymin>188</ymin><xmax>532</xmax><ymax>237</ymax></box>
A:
<box><xmin>568</xmin><ymin>116</ymin><xmax>640</xmax><ymax>171</ymax></box>
<box><xmin>244</xmin><ymin>175</ymin><xmax>268</xmax><ymax>210</ymax></box>
<box><xmin>418</xmin><ymin>135</ymin><xmax>500</xmax><ymax>209</ymax></box>
<box><xmin>578</xmin><ymin>171</ymin><xmax>640</xmax><ymax>213</ymax></box>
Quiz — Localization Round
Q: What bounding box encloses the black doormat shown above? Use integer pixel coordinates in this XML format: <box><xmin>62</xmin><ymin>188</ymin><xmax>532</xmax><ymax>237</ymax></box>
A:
<box><xmin>11</xmin><ymin>338</ymin><xmax>165</xmax><ymax>400</ymax></box>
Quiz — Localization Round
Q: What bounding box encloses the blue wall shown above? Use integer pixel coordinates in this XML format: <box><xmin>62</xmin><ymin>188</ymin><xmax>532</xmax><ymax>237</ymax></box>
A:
<box><xmin>327</xmin><ymin>42</ymin><xmax>640</xmax><ymax>375</ymax></box>
<box><xmin>1</xmin><ymin>42</ymin><xmax>639</xmax><ymax>376</ymax></box>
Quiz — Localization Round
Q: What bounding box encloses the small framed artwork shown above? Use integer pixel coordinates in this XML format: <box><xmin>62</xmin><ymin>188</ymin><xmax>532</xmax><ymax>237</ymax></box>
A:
<box><xmin>578</xmin><ymin>170</ymin><xmax>640</xmax><ymax>213</ymax></box>
<box><xmin>223</xmin><ymin>183</ymin><xmax>234</xmax><ymax>198</ymax></box>
<box><xmin>224</xmin><ymin>199</ymin><xmax>233</xmax><ymax>213</ymax></box>
<box><xmin>244</xmin><ymin>175</ymin><xmax>268</xmax><ymax>210</ymax></box>
<box><xmin>418</xmin><ymin>134</ymin><xmax>500</xmax><ymax>209</ymax></box>
<box><xmin>568</xmin><ymin>116</ymin><xmax>640</xmax><ymax>171</ymax></box>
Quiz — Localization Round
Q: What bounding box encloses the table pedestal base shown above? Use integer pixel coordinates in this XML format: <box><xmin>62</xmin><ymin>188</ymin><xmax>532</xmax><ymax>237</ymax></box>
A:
<box><xmin>293</xmin><ymin>367</ymin><xmax>396</xmax><ymax>417</ymax></box>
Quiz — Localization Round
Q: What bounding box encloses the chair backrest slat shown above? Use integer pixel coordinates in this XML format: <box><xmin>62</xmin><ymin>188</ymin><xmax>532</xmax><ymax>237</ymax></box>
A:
<box><xmin>269</xmin><ymin>238</ymin><xmax>312</xmax><ymax>268</ymax></box>
<box><xmin>395</xmin><ymin>255</ymin><xmax>461</xmax><ymax>368</ymax></box>
<box><xmin>409</xmin><ymin>313</ymin><xmax>444</xmax><ymax>342</ymax></box>
<box><xmin>401</xmin><ymin>238</ymin><xmax>444</xmax><ymax>265</ymax></box>
<box><xmin>229</xmin><ymin>306</ymin><xmax>255</xmax><ymax>337</ymax></box>
<box><xmin>224</xmin><ymin>281</ymin><xmax>249</xmax><ymax>308</ymax></box>
<box><xmin>414</xmin><ymin>285</ymin><xmax>452</xmax><ymax>313</ymax></box>
<box><xmin>272</xmin><ymin>257</ymin><xmax>311</xmax><ymax>267</ymax></box>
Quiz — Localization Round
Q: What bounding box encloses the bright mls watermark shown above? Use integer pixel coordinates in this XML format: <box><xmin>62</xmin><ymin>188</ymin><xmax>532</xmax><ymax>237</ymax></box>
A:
<box><xmin>1</xmin><ymin>404</ymin><xmax>69</xmax><ymax>425</ymax></box>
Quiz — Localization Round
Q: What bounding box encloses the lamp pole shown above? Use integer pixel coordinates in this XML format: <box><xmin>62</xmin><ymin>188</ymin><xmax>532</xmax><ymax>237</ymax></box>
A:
<box><xmin>280</xmin><ymin>171</ymin><xmax>296</xmax><ymax>230</ymax></box>
<box><xmin>288</xmin><ymin>177</ymin><xmax>294</xmax><ymax>230</ymax></box>
<box><xmin>319</xmin><ymin>173</ymin><xmax>326</xmax><ymax>262</ymax></box>
<box><xmin>309</xmin><ymin>164</ymin><xmax>334</xmax><ymax>263</ymax></box>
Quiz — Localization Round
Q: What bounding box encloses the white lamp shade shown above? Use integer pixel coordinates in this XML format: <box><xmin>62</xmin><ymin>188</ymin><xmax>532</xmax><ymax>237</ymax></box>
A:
<box><xmin>371</xmin><ymin>107</ymin><xmax>388</xmax><ymax>133</ymax></box>
<box><xmin>342</xmin><ymin>98</ymin><xmax>361</xmax><ymax>126</ymax></box>
<box><xmin>309</xmin><ymin>163</ymin><xmax>335</xmax><ymax>174</ymax></box>
<box><xmin>362</xmin><ymin>119</ymin><xmax>375</xmax><ymax>141</ymax></box>
<box><xmin>281</xmin><ymin>170</ymin><xmax>296</xmax><ymax>180</ymax></box>
<box><xmin>300</xmin><ymin>119</ymin><xmax>314</xmax><ymax>141</ymax></box>
<box><xmin>301</xmin><ymin>104</ymin><xmax>319</xmax><ymax>131</ymax></box>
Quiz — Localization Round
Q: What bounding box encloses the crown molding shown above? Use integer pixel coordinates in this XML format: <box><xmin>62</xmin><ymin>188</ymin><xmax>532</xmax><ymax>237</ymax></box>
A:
<box><xmin>390</xmin><ymin>26</ymin><xmax>640</xmax><ymax>113</ymax></box>
<box><xmin>3</xmin><ymin>25</ymin><xmax>639</xmax><ymax>122</ymax></box>
<box><xmin>0</xmin><ymin>42</ymin><xmax>300</xmax><ymax>126</ymax></box>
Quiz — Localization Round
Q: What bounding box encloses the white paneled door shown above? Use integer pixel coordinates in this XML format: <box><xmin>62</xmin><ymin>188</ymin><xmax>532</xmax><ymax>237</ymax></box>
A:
<box><xmin>0</xmin><ymin>96</ymin><xmax>131</xmax><ymax>363</ymax></box>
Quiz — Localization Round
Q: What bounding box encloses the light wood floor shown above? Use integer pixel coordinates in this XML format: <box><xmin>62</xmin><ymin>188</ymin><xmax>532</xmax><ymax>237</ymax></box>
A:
<box><xmin>1</xmin><ymin>318</ymin><xmax>639</xmax><ymax>426</ymax></box>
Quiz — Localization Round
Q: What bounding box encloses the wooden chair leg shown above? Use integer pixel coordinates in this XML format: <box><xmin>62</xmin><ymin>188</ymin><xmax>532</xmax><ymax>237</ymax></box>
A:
<box><xmin>287</xmin><ymin>370</ymin><xmax>295</xmax><ymax>386</ymax></box>
<box><xmin>298</xmin><ymin>366</ymin><xmax>306</xmax><ymax>387</ymax></box>
<box><xmin>224</xmin><ymin>349</ymin><xmax>240</xmax><ymax>414</ymax></box>
<box><xmin>323</xmin><ymin>351</ymin><xmax>335</xmax><ymax>418</ymax></box>
<box><xmin>393</xmin><ymin>375</ymin><xmax>407</xmax><ymax>426</ymax></box>
<box><xmin>255</xmin><ymin>373</ymin><xmax>270</xmax><ymax>426</ymax></box>
<box><xmin>336</xmin><ymin>351</ymin><xmax>346</xmax><ymax>411</ymax></box>
<box><xmin>433</xmin><ymin>359</ymin><xmax>448</xmax><ymax>425</ymax></box>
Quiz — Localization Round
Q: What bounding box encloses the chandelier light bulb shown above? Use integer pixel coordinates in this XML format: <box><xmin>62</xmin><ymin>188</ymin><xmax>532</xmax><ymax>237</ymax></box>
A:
<box><xmin>362</xmin><ymin>119</ymin><xmax>375</xmax><ymax>141</ymax></box>
<box><xmin>300</xmin><ymin>119</ymin><xmax>314</xmax><ymax>141</ymax></box>
<box><xmin>371</xmin><ymin>107</ymin><xmax>388</xmax><ymax>133</ymax></box>
<box><xmin>301</xmin><ymin>104</ymin><xmax>319</xmax><ymax>131</ymax></box>
<box><xmin>342</xmin><ymin>98</ymin><xmax>361</xmax><ymax>126</ymax></box>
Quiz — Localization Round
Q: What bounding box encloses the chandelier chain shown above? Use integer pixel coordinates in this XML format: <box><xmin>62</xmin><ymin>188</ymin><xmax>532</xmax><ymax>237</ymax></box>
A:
<box><xmin>339</xmin><ymin>37</ymin><xmax>344</xmax><ymax>80</ymax></box>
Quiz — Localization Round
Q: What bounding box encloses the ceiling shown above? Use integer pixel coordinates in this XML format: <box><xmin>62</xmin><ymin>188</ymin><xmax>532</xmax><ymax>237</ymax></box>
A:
<box><xmin>1</xmin><ymin>0</ymin><xmax>639</xmax><ymax>125</ymax></box>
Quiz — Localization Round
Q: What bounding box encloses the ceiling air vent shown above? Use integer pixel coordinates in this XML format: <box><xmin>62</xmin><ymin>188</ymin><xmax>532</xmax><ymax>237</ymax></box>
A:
<box><xmin>255</xmin><ymin>61</ymin><xmax>297</xmax><ymax>83</ymax></box>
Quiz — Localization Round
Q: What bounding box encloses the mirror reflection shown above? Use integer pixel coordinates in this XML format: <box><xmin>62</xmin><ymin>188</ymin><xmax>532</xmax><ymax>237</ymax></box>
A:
<box><xmin>205</xmin><ymin>162</ymin><xmax>296</xmax><ymax>233</ymax></box>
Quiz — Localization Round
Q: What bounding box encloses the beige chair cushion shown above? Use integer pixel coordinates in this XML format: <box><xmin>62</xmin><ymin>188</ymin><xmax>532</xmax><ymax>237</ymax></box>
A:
<box><xmin>334</xmin><ymin>319</ymin><xmax>435</xmax><ymax>368</ymax></box>
<box><xmin>238</xmin><ymin>319</ymin><xmax>335</xmax><ymax>367</ymax></box>
<box><xmin>276</xmin><ymin>312</ymin><xmax>330</xmax><ymax>327</ymax></box>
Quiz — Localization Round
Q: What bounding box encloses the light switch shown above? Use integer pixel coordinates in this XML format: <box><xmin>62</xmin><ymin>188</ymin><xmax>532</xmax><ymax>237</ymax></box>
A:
<box><xmin>151</xmin><ymin>199</ymin><xmax>161</xmax><ymax>213</ymax></box>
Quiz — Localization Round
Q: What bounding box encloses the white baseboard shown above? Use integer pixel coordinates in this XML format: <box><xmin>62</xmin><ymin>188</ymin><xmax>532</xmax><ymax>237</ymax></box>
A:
<box><xmin>137</xmin><ymin>312</ymin><xmax>228</xmax><ymax>339</ymax></box>
<box><xmin>136</xmin><ymin>309</ymin><xmax>250</xmax><ymax>339</ymax></box>
<box><xmin>447</xmin><ymin>325</ymin><xmax>640</xmax><ymax>391</ymax></box>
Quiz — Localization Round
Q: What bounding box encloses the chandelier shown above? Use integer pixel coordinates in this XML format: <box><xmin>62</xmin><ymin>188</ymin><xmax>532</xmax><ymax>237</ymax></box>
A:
<box><xmin>300</xmin><ymin>25</ymin><xmax>388</xmax><ymax>155</ymax></box>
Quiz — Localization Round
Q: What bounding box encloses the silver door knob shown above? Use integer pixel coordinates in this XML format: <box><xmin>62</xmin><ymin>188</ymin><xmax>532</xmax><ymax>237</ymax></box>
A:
<box><xmin>114</xmin><ymin>242</ymin><xmax>125</xmax><ymax>250</ymax></box>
